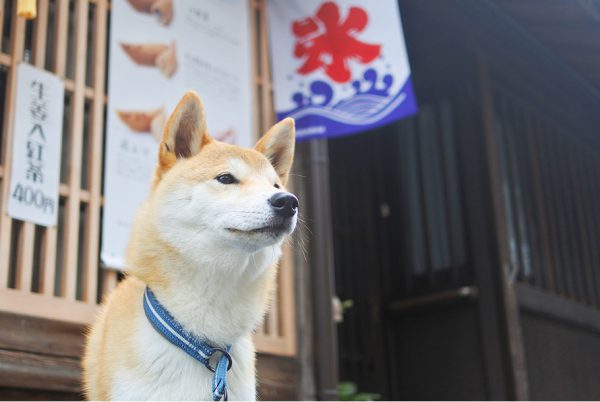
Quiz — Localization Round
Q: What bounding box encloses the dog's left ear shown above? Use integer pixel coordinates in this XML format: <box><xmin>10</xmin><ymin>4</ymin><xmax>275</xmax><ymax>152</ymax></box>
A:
<box><xmin>255</xmin><ymin>118</ymin><xmax>295</xmax><ymax>186</ymax></box>
<box><xmin>158</xmin><ymin>91</ymin><xmax>211</xmax><ymax>172</ymax></box>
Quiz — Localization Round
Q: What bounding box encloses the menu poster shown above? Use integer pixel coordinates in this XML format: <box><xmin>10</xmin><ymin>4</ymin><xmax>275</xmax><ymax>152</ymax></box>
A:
<box><xmin>102</xmin><ymin>0</ymin><xmax>253</xmax><ymax>270</ymax></box>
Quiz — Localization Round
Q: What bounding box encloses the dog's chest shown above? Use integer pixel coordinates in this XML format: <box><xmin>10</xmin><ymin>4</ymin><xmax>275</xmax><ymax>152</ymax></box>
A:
<box><xmin>110</xmin><ymin>314</ymin><xmax>256</xmax><ymax>401</ymax></box>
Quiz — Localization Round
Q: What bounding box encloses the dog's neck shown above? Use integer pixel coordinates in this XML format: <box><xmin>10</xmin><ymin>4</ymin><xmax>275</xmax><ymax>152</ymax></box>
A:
<box><xmin>127</xmin><ymin>221</ymin><xmax>282</xmax><ymax>347</ymax></box>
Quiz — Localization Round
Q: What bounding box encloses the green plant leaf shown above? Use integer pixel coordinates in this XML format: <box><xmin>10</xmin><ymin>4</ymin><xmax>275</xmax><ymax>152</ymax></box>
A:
<box><xmin>338</xmin><ymin>382</ymin><xmax>358</xmax><ymax>400</ymax></box>
<box><xmin>352</xmin><ymin>392</ymin><xmax>382</xmax><ymax>401</ymax></box>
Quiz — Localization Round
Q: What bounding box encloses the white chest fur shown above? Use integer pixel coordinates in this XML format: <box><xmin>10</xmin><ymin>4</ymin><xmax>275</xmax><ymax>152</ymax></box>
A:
<box><xmin>110</xmin><ymin>313</ymin><xmax>256</xmax><ymax>401</ymax></box>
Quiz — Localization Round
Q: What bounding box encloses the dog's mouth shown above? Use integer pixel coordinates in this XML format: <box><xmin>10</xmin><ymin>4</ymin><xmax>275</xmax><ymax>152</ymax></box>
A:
<box><xmin>226</xmin><ymin>223</ymin><xmax>289</xmax><ymax>236</ymax></box>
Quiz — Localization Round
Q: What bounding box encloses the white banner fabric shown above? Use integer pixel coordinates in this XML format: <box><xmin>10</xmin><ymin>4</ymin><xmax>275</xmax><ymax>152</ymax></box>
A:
<box><xmin>267</xmin><ymin>0</ymin><xmax>417</xmax><ymax>140</ymax></box>
<box><xmin>102</xmin><ymin>0</ymin><xmax>253</xmax><ymax>270</ymax></box>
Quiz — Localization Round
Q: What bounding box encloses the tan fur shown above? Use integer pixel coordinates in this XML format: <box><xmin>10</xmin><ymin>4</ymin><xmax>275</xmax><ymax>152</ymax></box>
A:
<box><xmin>84</xmin><ymin>277</ymin><xmax>145</xmax><ymax>400</ymax></box>
<box><xmin>83</xmin><ymin>91</ymin><xmax>295</xmax><ymax>400</ymax></box>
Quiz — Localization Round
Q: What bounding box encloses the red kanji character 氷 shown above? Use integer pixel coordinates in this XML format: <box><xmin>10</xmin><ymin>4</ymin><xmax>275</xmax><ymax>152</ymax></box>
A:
<box><xmin>292</xmin><ymin>2</ymin><xmax>381</xmax><ymax>83</ymax></box>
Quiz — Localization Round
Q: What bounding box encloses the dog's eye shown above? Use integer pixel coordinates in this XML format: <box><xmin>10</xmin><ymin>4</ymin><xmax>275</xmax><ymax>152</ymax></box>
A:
<box><xmin>216</xmin><ymin>173</ymin><xmax>238</xmax><ymax>185</ymax></box>
<box><xmin>274</xmin><ymin>183</ymin><xmax>280</xmax><ymax>189</ymax></box>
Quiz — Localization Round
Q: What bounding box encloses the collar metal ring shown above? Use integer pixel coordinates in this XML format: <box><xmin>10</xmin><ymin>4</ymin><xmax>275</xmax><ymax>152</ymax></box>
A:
<box><xmin>208</xmin><ymin>347</ymin><xmax>233</xmax><ymax>372</ymax></box>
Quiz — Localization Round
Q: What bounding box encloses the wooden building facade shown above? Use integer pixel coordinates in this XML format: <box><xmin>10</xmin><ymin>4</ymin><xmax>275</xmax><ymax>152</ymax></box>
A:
<box><xmin>1</xmin><ymin>0</ymin><xmax>600</xmax><ymax>400</ymax></box>
<box><xmin>327</xmin><ymin>0</ymin><xmax>600</xmax><ymax>400</ymax></box>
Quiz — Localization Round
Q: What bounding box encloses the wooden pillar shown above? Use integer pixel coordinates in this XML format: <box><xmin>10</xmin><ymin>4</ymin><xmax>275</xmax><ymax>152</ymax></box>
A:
<box><xmin>0</xmin><ymin>1</ymin><xmax>26</xmax><ymax>287</ymax></box>
<box><xmin>478</xmin><ymin>55</ymin><xmax>530</xmax><ymax>400</ymax></box>
<box><xmin>307</xmin><ymin>139</ymin><xmax>339</xmax><ymax>400</ymax></box>
<box><xmin>81</xmin><ymin>0</ymin><xmax>108</xmax><ymax>303</ymax></box>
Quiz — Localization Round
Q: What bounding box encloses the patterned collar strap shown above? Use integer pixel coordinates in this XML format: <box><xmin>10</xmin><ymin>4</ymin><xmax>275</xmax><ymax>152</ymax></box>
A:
<box><xmin>143</xmin><ymin>287</ymin><xmax>233</xmax><ymax>401</ymax></box>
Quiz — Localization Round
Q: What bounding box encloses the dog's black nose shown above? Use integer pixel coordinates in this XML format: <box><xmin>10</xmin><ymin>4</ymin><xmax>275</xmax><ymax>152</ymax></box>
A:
<box><xmin>269</xmin><ymin>192</ymin><xmax>299</xmax><ymax>218</ymax></box>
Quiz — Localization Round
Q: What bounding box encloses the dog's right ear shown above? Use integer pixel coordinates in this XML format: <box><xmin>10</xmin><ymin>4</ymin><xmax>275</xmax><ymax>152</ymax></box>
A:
<box><xmin>158</xmin><ymin>91</ymin><xmax>211</xmax><ymax>172</ymax></box>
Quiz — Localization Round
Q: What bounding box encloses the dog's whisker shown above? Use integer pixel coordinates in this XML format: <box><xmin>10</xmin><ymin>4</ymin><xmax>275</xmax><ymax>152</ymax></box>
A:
<box><xmin>298</xmin><ymin>221</ymin><xmax>313</xmax><ymax>236</ymax></box>
<box><xmin>164</xmin><ymin>197</ymin><xmax>193</xmax><ymax>205</ymax></box>
<box><xmin>250</xmin><ymin>253</ymin><xmax>258</xmax><ymax>274</ymax></box>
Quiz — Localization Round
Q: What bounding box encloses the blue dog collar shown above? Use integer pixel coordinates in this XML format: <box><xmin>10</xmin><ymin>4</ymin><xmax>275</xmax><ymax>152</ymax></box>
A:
<box><xmin>143</xmin><ymin>287</ymin><xmax>232</xmax><ymax>401</ymax></box>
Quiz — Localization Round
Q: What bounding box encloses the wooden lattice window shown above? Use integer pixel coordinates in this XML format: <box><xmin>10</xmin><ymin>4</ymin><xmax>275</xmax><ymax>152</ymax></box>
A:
<box><xmin>0</xmin><ymin>0</ymin><xmax>108</xmax><ymax>322</ymax></box>
<box><xmin>0</xmin><ymin>0</ymin><xmax>296</xmax><ymax>357</ymax></box>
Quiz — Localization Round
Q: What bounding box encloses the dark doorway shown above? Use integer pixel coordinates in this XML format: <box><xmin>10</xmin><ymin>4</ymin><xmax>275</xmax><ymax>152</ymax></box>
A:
<box><xmin>328</xmin><ymin>87</ymin><xmax>489</xmax><ymax>400</ymax></box>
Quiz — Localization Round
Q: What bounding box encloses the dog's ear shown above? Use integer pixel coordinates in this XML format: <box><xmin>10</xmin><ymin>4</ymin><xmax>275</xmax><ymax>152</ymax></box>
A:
<box><xmin>255</xmin><ymin>118</ymin><xmax>295</xmax><ymax>186</ymax></box>
<box><xmin>158</xmin><ymin>91</ymin><xmax>211</xmax><ymax>171</ymax></box>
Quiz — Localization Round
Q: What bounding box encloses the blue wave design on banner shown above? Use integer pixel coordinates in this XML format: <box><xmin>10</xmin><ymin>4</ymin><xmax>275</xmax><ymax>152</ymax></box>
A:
<box><xmin>277</xmin><ymin>74</ymin><xmax>418</xmax><ymax>140</ymax></box>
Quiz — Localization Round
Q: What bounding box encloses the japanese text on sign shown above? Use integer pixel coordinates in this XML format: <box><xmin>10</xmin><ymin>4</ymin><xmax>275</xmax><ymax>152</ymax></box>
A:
<box><xmin>8</xmin><ymin>63</ymin><xmax>64</xmax><ymax>227</ymax></box>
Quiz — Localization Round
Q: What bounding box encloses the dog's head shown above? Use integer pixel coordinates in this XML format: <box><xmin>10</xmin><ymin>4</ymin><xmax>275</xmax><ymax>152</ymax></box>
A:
<box><xmin>144</xmin><ymin>91</ymin><xmax>297</xmax><ymax>262</ymax></box>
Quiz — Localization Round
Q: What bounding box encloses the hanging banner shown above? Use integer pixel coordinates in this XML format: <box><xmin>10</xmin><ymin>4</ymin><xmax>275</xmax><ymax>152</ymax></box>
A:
<box><xmin>8</xmin><ymin>63</ymin><xmax>64</xmax><ymax>227</ymax></box>
<box><xmin>267</xmin><ymin>0</ymin><xmax>417</xmax><ymax>140</ymax></box>
<box><xmin>102</xmin><ymin>0</ymin><xmax>253</xmax><ymax>269</ymax></box>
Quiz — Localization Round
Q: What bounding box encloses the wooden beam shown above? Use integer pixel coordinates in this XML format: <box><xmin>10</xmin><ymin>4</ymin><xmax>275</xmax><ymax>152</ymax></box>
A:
<box><xmin>32</xmin><ymin>0</ymin><xmax>50</xmax><ymax>67</ymax></box>
<box><xmin>0</xmin><ymin>311</ymin><xmax>84</xmax><ymax>357</ymax></box>
<box><xmin>14</xmin><ymin>0</ymin><xmax>52</xmax><ymax>295</ymax></box>
<box><xmin>40</xmin><ymin>226</ymin><xmax>57</xmax><ymax>295</ymax></box>
<box><xmin>64</xmin><ymin>79</ymin><xmax>98</xmax><ymax>99</ymax></box>
<box><xmin>307</xmin><ymin>138</ymin><xmax>339</xmax><ymax>400</ymax></box>
<box><xmin>516</xmin><ymin>283</ymin><xmax>600</xmax><ymax>333</ymax></box>
<box><xmin>525</xmin><ymin>118</ymin><xmax>556</xmax><ymax>292</ymax></box>
<box><xmin>81</xmin><ymin>0</ymin><xmax>108</xmax><ymax>303</ymax></box>
<box><xmin>0</xmin><ymin>0</ymin><xmax>5</xmax><ymax>49</ymax></box>
<box><xmin>388</xmin><ymin>286</ymin><xmax>478</xmax><ymax>313</ymax></box>
<box><xmin>0</xmin><ymin>52</ymin><xmax>10</xmax><ymax>66</ymax></box>
<box><xmin>452</xmin><ymin>57</ymin><xmax>509</xmax><ymax>399</ymax></box>
<box><xmin>278</xmin><ymin>241</ymin><xmax>297</xmax><ymax>353</ymax></box>
<box><xmin>15</xmin><ymin>223</ymin><xmax>34</xmax><ymax>292</ymax></box>
<box><xmin>478</xmin><ymin>56</ymin><xmax>530</xmax><ymax>400</ymax></box>
<box><xmin>259</xmin><ymin>3</ymin><xmax>273</xmax><ymax>131</ymax></box>
<box><xmin>249</xmin><ymin>0</ymin><xmax>260</xmax><ymax>141</ymax></box>
<box><xmin>0</xmin><ymin>288</ymin><xmax>97</xmax><ymax>324</ymax></box>
<box><xmin>40</xmin><ymin>0</ymin><xmax>70</xmax><ymax>298</ymax></box>
<box><xmin>0</xmin><ymin>7</ymin><xmax>26</xmax><ymax>287</ymax></box>
<box><xmin>52</xmin><ymin>0</ymin><xmax>69</xmax><ymax>78</ymax></box>
<box><xmin>256</xmin><ymin>353</ymin><xmax>299</xmax><ymax>400</ymax></box>
<box><xmin>0</xmin><ymin>349</ymin><xmax>80</xmax><ymax>392</ymax></box>
<box><xmin>61</xmin><ymin>0</ymin><xmax>89</xmax><ymax>300</ymax></box>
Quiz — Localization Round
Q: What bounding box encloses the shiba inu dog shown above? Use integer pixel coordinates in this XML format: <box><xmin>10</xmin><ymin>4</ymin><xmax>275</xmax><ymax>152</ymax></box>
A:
<box><xmin>83</xmin><ymin>91</ymin><xmax>297</xmax><ymax>401</ymax></box>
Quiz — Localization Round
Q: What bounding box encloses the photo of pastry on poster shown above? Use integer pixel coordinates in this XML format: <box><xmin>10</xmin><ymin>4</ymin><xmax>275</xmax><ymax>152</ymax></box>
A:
<box><xmin>101</xmin><ymin>0</ymin><xmax>253</xmax><ymax>270</ymax></box>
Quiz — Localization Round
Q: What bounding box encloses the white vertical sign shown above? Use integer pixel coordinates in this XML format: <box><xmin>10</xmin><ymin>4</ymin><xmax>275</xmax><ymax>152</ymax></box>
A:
<box><xmin>8</xmin><ymin>63</ymin><xmax>64</xmax><ymax>227</ymax></box>
<box><xmin>102</xmin><ymin>0</ymin><xmax>253</xmax><ymax>270</ymax></box>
